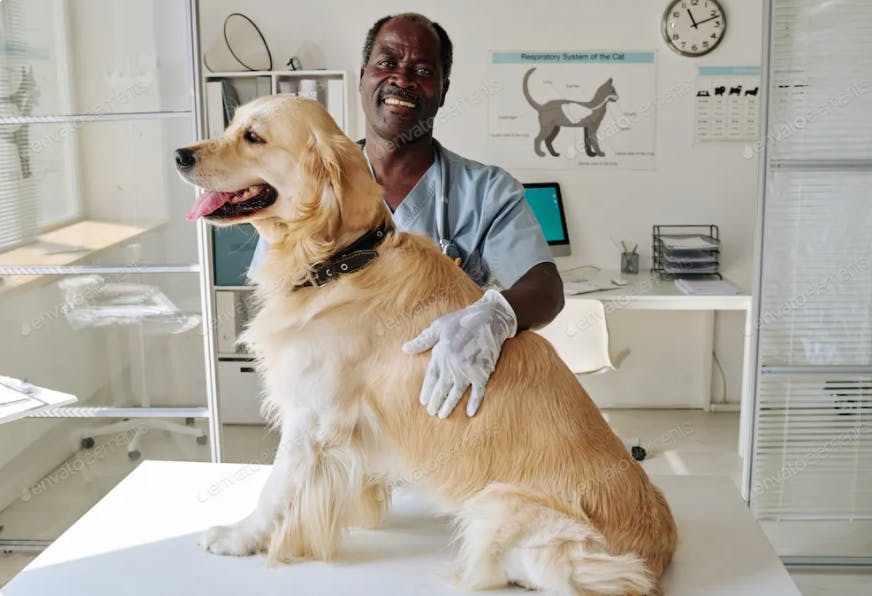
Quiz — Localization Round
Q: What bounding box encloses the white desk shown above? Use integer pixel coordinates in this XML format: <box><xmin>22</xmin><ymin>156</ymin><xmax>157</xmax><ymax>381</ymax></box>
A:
<box><xmin>3</xmin><ymin>461</ymin><xmax>798</xmax><ymax>596</ymax></box>
<box><xmin>556</xmin><ymin>271</ymin><xmax>754</xmax><ymax>478</ymax></box>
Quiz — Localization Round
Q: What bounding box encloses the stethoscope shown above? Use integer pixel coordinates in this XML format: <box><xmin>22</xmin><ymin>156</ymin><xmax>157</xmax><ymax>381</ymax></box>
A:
<box><xmin>361</xmin><ymin>140</ymin><xmax>461</xmax><ymax>263</ymax></box>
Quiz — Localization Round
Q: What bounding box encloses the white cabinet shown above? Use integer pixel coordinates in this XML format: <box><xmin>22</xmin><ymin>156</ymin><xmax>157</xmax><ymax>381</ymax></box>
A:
<box><xmin>216</xmin><ymin>359</ymin><xmax>265</xmax><ymax>425</ymax></box>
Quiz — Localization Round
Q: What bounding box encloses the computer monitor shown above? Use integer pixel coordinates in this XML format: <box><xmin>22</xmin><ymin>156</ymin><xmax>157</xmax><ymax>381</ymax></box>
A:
<box><xmin>523</xmin><ymin>182</ymin><xmax>571</xmax><ymax>257</ymax></box>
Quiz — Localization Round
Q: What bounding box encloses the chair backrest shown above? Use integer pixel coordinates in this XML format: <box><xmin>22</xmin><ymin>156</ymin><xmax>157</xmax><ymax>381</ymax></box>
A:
<box><xmin>534</xmin><ymin>298</ymin><xmax>627</xmax><ymax>375</ymax></box>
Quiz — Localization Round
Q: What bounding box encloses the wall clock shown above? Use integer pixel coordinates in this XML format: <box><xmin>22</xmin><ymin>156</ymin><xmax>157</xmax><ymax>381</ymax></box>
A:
<box><xmin>662</xmin><ymin>0</ymin><xmax>727</xmax><ymax>57</ymax></box>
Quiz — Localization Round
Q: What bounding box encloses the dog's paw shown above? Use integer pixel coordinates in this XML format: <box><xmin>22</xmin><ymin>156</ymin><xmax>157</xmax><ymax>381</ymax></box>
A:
<box><xmin>199</xmin><ymin>523</ymin><xmax>264</xmax><ymax>556</ymax></box>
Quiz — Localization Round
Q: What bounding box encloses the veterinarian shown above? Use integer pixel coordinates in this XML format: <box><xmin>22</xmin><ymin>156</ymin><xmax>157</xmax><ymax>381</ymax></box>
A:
<box><xmin>252</xmin><ymin>13</ymin><xmax>564</xmax><ymax>418</ymax></box>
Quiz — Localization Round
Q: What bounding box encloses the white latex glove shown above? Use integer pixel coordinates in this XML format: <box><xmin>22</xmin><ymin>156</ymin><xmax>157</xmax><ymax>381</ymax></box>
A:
<box><xmin>402</xmin><ymin>289</ymin><xmax>518</xmax><ymax>418</ymax></box>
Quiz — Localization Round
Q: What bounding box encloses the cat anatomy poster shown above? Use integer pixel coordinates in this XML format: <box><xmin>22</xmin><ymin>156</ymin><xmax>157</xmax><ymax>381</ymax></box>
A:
<box><xmin>488</xmin><ymin>51</ymin><xmax>657</xmax><ymax>170</ymax></box>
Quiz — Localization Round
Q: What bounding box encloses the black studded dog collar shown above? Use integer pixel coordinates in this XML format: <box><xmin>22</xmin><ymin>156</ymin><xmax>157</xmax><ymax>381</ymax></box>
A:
<box><xmin>296</xmin><ymin>222</ymin><xmax>393</xmax><ymax>289</ymax></box>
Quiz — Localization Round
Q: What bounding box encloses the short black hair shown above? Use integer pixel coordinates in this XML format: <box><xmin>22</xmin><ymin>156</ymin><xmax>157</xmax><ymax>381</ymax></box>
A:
<box><xmin>361</xmin><ymin>13</ymin><xmax>453</xmax><ymax>79</ymax></box>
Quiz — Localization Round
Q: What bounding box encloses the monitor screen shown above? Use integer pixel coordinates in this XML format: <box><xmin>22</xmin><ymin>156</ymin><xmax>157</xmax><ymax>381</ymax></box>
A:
<box><xmin>523</xmin><ymin>183</ymin><xmax>569</xmax><ymax>246</ymax></box>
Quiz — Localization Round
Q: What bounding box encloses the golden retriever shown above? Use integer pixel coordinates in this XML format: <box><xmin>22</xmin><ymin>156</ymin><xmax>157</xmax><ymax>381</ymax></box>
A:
<box><xmin>175</xmin><ymin>95</ymin><xmax>676</xmax><ymax>595</ymax></box>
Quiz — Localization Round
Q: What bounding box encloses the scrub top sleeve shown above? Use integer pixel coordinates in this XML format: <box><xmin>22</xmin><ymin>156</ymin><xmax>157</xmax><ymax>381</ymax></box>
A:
<box><xmin>480</xmin><ymin>169</ymin><xmax>555</xmax><ymax>289</ymax></box>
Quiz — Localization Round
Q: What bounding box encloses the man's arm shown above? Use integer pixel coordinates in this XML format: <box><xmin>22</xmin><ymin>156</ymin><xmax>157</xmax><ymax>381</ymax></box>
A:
<box><xmin>501</xmin><ymin>261</ymin><xmax>564</xmax><ymax>331</ymax></box>
<box><xmin>402</xmin><ymin>167</ymin><xmax>566</xmax><ymax>418</ymax></box>
<box><xmin>478</xmin><ymin>169</ymin><xmax>565</xmax><ymax>330</ymax></box>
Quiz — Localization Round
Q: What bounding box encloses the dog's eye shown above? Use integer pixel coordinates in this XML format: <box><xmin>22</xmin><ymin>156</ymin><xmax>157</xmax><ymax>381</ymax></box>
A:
<box><xmin>244</xmin><ymin>129</ymin><xmax>265</xmax><ymax>144</ymax></box>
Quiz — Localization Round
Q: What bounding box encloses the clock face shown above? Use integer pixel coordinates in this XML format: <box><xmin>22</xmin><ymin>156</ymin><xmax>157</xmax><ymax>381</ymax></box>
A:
<box><xmin>662</xmin><ymin>0</ymin><xmax>726</xmax><ymax>57</ymax></box>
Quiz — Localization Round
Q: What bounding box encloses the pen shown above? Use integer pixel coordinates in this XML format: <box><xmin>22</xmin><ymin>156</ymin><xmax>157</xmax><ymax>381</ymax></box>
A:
<box><xmin>621</xmin><ymin>241</ymin><xmax>628</xmax><ymax>252</ymax></box>
<box><xmin>632</xmin><ymin>244</ymin><xmax>638</xmax><ymax>254</ymax></box>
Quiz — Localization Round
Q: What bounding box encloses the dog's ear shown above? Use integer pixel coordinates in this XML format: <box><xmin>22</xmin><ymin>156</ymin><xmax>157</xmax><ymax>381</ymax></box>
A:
<box><xmin>297</xmin><ymin>130</ymin><xmax>374</xmax><ymax>235</ymax></box>
<box><xmin>297</xmin><ymin>131</ymin><xmax>349</xmax><ymax>235</ymax></box>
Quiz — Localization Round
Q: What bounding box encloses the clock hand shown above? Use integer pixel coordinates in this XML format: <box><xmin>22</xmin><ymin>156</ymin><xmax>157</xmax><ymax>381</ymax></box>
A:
<box><xmin>694</xmin><ymin>14</ymin><xmax>722</xmax><ymax>26</ymax></box>
<box><xmin>687</xmin><ymin>9</ymin><xmax>699</xmax><ymax>29</ymax></box>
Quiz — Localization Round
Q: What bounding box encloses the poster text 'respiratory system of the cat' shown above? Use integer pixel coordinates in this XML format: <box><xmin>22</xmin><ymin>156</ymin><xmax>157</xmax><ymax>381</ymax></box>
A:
<box><xmin>488</xmin><ymin>51</ymin><xmax>657</xmax><ymax>170</ymax></box>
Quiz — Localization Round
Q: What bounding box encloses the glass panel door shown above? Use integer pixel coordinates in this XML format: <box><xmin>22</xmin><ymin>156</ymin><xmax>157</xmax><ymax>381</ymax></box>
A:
<box><xmin>0</xmin><ymin>0</ymin><xmax>212</xmax><ymax>548</ymax></box>
<box><xmin>750</xmin><ymin>0</ymin><xmax>872</xmax><ymax>563</ymax></box>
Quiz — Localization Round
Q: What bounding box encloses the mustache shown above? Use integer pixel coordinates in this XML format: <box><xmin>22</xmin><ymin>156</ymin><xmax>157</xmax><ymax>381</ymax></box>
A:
<box><xmin>379</xmin><ymin>87</ymin><xmax>420</xmax><ymax>107</ymax></box>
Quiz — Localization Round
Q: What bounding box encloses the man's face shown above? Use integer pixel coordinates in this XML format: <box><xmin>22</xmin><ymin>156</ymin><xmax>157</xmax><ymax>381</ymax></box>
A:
<box><xmin>359</xmin><ymin>18</ymin><xmax>449</xmax><ymax>147</ymax></box>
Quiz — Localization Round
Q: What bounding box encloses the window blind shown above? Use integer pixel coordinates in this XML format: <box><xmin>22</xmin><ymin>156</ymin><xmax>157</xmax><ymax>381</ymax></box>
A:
<box><xmin>758</xmin><ymin>171</ymin><xmax>872</xmax><ymax>367</ymax></box>
<box><xmin>0</xmin><ymin>0</ymin><xmax>38</xmax><ymax>251</ymax></box>
<box><xmin>752</xmin><ymin>374</ymin><xmax>871</xmax><ymax>519</ymax></box>
<box><xmin>769</xmin><ymin>0</ymin><xmax>872</xmax><ymax>161</ymax></box>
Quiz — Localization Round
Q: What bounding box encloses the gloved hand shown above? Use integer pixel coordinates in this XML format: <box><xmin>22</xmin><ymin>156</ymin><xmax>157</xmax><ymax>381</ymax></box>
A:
<box><xmin>402</xmin><ymin>289</ymin><xmax>518</xmax><ymax>418</ymax></box>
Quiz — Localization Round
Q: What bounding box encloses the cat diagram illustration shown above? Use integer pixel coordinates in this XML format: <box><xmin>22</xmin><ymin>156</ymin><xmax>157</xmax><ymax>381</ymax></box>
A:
<box><xmin>522</xmin><ymin>67</ymin><xmax>618</xmax><ymax>158</ymax></box>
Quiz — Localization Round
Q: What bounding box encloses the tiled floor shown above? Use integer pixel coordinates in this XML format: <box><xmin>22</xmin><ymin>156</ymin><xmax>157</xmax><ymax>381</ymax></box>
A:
<box><xmin>1</xmin><ymin>411</ymin><xmax>869</xmax><ymax>594</ymax></box>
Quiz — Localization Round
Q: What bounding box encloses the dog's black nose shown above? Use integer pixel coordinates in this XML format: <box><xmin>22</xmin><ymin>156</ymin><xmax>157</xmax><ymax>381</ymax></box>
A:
<box><xmin>175</xmin><ymin>148</ymin><xmax>196</xmax><ymax>170</ymax></box>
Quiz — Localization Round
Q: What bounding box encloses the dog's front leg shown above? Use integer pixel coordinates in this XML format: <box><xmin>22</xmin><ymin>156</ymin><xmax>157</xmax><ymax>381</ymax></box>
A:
<box><xmin>199</xmin><ymin>424</ymin><xmax>303</xmax><ymax>557</ymax></box>
<box><xmin>264</xmin><ymin>428</ymin><xmax>366</xmax><ymax>563</ymax></box>
<box><xmin>201</xmin><ymin>414</ymin><xmax>367</xmax><ymax>565</ymax></box>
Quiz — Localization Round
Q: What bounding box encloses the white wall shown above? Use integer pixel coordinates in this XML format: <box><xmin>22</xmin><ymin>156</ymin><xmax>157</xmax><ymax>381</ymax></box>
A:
<box><xmin>198</xmin><ymin>0</ymin><xmax>764</xmax><ymax>407</ymax></box>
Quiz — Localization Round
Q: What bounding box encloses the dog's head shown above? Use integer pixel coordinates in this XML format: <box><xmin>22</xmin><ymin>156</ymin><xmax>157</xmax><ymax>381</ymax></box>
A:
<box><xmin>175</xmin><ymin>95</ymin><xmax>384</xmax><ymax>247</ymax></box>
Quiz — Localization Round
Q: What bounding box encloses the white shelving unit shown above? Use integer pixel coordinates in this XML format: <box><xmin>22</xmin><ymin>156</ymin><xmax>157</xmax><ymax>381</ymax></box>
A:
<box><xmin>199</xmin><ymin>69</ymin><xmax>349</xmax><ymax>425</ymax></box>
<box><xmin>203</xmin><ymin>69</ymin><xmax>348</xmax><ymax>136</ymax></box>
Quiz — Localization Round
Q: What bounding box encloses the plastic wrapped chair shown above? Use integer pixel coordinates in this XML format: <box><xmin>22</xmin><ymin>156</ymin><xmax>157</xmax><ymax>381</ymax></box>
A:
<box><xmin>535</xmin><ymin>299</ymin><xmax>645</xmax><ymax>461</ymax></box>
<box><xmin>57</xmin><ymin>275</ymin><xmax>205</xmax><ymax>460</ymax></box>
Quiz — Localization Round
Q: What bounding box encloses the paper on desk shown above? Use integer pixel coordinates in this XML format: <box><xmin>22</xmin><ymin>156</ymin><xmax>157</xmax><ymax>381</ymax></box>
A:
<box><xmin>661</xmin><ymin>236</ymin><xmax>719</xmax><ymax>250</ymax></box>
<box><xmin>675</xmin><ymin>279</ymin><xmax>740</xmax><ymax>295</ymax></box>
<box><xmin>563</xmin><ymin>281</ymin><xmax>619</xmax><ymax>295</ymax></box>
<box><xmin>664</xmin><ymin>250</ymin><xmax>718</xmax><ymax>264</ymax></box>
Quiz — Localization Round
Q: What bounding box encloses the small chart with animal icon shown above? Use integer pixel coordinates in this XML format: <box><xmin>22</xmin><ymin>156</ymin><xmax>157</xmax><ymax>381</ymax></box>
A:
<box><xmin>487</xmin><ymin>51</ymin><xmax>657</xmax><ymax>170</ymax></box>
<box><xmin>694</xmin><ymin>65</ymin><xmax>760</xmax><ymax>143</ymax></box>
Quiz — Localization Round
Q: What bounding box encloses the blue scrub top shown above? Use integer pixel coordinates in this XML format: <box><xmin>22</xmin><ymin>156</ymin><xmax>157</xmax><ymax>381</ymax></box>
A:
<box><xmin>249</xmin><ymin>140</ymin><xmax>553</xmax><ymax>289</ymax></box>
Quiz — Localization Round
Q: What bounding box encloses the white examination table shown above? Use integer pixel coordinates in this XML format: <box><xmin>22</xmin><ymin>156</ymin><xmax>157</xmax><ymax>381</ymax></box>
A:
<box><xmin>3</xmin><ymin>461</ymin><xmax>799</xmax><ymax>595</ymax></box>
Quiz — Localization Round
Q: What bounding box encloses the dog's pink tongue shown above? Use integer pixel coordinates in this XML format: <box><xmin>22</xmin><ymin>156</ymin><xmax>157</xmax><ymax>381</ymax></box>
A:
<box><xmin>187</xmin><ymin>191</ymin><xmax>234</xmax><ymax>221</ymax></box>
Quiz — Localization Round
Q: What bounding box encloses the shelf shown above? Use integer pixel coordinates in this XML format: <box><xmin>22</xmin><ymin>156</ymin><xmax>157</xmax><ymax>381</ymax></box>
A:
<box><xmin>0</xmin><ymin>220</ymin><xmax>201</xmax><ymax>295</ymax></box>
<box><xmin>0</xmin><ymin>111</ymin><xmax>193</xmax><ymax>125</ymax></box>
<box><xmin>27</xmin><ymin>406</ymin><xmax>211</xmax><ymax>419</ymax></box>
<box><xmin>205</xmin><ymin>69</ymin><xmax>345</xmax><ymax>78</ymax></box>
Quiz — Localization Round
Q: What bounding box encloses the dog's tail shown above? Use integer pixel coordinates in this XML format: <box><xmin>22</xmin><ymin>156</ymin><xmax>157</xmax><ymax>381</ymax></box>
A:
<box><xmin>522</xmin><ymin>67</ymin><xmax>542</xmax><ymax>111</ymax></box>
<box><xmin>454</xmin><ymin>483</ymin><xmax>655</xmax><ymax>595</ymax></box>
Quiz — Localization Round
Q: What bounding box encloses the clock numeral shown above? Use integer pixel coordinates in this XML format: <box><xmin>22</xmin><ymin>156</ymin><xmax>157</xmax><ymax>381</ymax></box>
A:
<box><xmin>680</xmin><ymin>41</ymin><xmax>686</xmax><ymax>47</ymax></box>
<box><xmin>703</xmin><ymin>41</ymin><xmax>709</xmax><ymax>48</ymax></box>
<box><xmin>673</xmin><ymin>33</ymin><xmax>680</xmax><ymax>40</ymax></box>
<box><xmin>691</xmin><ymin>0</ymin><xmax>699</xmax><ymax>5</ymax></box>
<box><xmin>673</xmin><ymin>10</ymin><xmax>680</xmax><ymax>17</ymax></box>
<box><xmin>711</xmin><ymin>9</ymin><xmax>718</xmax><ymax>16</ymax></box>
<box><xmin>711</xmin><ymin>32</ymin><xmax>718</xmax><ymax>39</ymax></box>
<box><xmin>692</xmin><ymin>44</ymin><xmax>699</xmax><ymax>51</ymax></box>
<box><xmin>714</xmin><ymin>20</ymin><xmax>721</xmax><ymax>27</ymax></box>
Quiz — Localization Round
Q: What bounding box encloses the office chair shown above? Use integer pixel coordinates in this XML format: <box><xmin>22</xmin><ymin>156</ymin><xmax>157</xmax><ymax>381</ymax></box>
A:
<box><xmin>534</xmin><ymin>298</ymin><xmax>646</xmax><ymax>461</ymax></box>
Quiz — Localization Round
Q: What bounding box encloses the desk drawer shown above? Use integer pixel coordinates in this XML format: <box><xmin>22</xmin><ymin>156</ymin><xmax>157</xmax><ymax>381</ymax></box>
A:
<box><xmin>216</xmin><ymin>359</ymin><xmax>265</xmax><ymax>424</ymax></box>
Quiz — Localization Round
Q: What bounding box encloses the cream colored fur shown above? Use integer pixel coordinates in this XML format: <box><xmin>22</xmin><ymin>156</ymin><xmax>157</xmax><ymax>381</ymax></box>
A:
<box><xmin>178</xmin><ymin>95</ymin><xmax>677</xmax><ymax>595</ymax></box>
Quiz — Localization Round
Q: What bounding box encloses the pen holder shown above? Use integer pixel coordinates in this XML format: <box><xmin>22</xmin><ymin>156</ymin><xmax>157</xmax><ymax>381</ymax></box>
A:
<box><xmin>621</xmin><ymin>251</ymin><xmax>639</xmax><ymax>274</ymax></box>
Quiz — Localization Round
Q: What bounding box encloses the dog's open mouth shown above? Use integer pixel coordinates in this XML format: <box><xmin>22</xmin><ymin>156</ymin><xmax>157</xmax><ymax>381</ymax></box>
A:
<box><xmin>187</xmin><ymin>184</ymin><xmax>278</xmax><ymax>221</ymax></box>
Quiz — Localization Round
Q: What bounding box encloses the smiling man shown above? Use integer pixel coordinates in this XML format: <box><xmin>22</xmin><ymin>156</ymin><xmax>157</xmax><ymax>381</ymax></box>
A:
<box><xmin>250</xmin><ymin>13</ymin><xmax>563</xmax><ymax>419</ymax></box>
<box><xmin>356</xmin><ymin>13</ymin><xmax>564</xmax><ymax>419</ymax></box>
